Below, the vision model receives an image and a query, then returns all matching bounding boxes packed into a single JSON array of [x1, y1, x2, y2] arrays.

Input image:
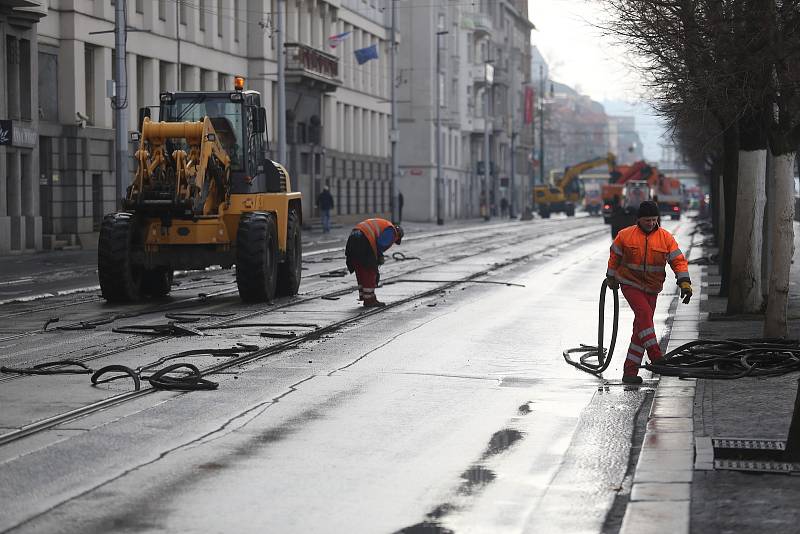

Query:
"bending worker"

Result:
[[606, 200, 692, 384], [345, 218, 403, 307]]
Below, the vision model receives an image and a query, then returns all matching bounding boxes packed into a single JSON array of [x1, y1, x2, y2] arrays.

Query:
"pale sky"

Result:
[[528, 0, 669, 161]]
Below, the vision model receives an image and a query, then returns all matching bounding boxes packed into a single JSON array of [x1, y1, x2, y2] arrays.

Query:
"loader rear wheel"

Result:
[[276, 210, 302, 297], [236, 212, 278, 302], [98, 213, 143, 302], [141, 267, 173, 298]]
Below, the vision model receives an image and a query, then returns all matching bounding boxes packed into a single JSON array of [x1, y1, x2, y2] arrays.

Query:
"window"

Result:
[[161, 96, 246, 170], [136, 0, 143, 14], [159, 0, 166, 20], [84, 45, 95, 125], [234, 0, 240, 42], [20, 39, 31, 120], [218, 0, 223, 37], [180, 0, 188, 25], [38, 49, 59, 121], [200, 0, 206, 30]]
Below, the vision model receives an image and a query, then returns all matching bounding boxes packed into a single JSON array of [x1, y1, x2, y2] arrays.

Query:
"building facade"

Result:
[[1, 0, 46, 254], [396, 0, 533, 222], [31, 0, 392, 253]]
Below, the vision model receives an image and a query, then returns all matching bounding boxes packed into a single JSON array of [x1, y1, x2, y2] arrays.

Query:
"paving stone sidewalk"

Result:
[[622, 220, 800, 533]]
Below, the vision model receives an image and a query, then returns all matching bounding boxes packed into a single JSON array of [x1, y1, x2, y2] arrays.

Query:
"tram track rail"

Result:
[[0, 223, 606, 449], [0, 222, 557, 374], [0, 219, 597, 374], [0, 220, 572, 345]]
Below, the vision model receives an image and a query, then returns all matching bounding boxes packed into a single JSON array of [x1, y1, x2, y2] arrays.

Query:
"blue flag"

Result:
[[354, 44, 379, 65]]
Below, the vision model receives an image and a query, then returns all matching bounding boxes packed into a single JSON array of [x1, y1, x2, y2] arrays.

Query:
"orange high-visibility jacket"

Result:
[[354, 218, 396, 259], [607, 225, 690, 294]]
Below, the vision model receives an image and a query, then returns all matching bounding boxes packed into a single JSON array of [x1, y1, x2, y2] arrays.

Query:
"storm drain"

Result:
[[696, 437, 800, 474], [695, 378, 800, 474]]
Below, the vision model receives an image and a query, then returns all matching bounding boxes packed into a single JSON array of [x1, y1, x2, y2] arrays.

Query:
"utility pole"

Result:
[[277, 0, 287, 163], [483, 62, 493, 221], [176, 0, 181, 89], [510, 131, 516, 219], [390, 0, 399, 224], [114, 0, 129, 209], [538, 64, 544, 185], [435, 30, 447, 225]]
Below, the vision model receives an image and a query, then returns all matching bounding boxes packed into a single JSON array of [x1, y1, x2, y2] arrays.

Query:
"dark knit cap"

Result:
[[637, 200, 660, 218]]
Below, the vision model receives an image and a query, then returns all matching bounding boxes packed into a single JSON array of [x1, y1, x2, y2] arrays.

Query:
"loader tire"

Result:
[[98, 213, 143, 302], [276, 210, 302, 297], [236, 212, 278, 302], [141, 267, 173, 298]]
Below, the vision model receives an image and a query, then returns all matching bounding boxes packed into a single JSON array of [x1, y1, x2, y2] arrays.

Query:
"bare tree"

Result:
[[763, 0, 800, 336]]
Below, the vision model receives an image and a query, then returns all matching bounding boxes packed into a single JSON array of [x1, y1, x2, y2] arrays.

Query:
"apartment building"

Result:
[[397, 0, 533, 222], [31, 0, 391, 251], [0, 0, 46, 253]]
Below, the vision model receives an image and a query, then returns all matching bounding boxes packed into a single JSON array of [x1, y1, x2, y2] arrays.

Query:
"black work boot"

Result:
[[622, 375, 643, 385], [363, 299, 386, 308]]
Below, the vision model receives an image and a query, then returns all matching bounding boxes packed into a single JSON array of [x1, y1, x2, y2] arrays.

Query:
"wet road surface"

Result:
[[0, 216, 694, 533]]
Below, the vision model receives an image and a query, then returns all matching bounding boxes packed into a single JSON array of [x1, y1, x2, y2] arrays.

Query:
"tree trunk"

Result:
[[719, 126, 739, 297], [764, 152, 796, 337], [728, 149, 766, 314], [763, 151, 775, 298]]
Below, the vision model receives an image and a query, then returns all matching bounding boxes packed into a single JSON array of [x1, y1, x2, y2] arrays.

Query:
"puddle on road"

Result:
[[481, 429, 524, 459], [395, 522, 454, 534], [457, 466, 496, 494]]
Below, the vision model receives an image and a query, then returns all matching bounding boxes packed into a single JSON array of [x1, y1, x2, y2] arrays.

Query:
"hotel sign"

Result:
[[0, 120, 37, 148]]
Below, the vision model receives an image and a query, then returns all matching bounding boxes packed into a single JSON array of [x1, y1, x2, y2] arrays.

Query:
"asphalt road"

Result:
[[0, 215, 693, 533]]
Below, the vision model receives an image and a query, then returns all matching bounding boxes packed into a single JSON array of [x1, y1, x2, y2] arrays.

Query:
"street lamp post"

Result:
[[483, 62, 494, 221], [435, 30, 448, 225]]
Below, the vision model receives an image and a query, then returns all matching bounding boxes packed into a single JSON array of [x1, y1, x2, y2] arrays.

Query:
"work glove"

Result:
[[605, 276, 619, 290], [377, 254, 386, 266], [680, 281, 692, 304]]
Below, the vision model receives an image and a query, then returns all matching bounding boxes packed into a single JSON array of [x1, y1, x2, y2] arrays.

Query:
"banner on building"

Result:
[[524, 86, 535, 125], [0, 120, 37, 148]]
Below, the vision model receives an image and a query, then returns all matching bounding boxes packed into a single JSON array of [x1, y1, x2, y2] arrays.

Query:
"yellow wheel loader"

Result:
[[98, 79, 302, 303]]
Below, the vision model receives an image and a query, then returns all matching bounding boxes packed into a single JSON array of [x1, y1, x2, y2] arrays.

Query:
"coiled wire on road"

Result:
[[645, 339, 800, 379], [563, 279, 620, 376], [90, 345, 257, 391]]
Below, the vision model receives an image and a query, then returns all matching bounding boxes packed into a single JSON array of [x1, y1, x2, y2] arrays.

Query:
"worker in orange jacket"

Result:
[[606, 200, 692, 384], [345, 218, 403, 307]]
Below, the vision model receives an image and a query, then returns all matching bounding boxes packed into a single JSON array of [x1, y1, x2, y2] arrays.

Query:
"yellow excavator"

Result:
[[533, 152, 617, 218], [98, 77, 302, 303]]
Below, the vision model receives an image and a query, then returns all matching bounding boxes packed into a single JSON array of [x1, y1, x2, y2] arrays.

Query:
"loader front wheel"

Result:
[[98, 213, 143, 302], [276, 210, 302, 297], [236, 212, 278, 302], [141, 267, 173, 298]]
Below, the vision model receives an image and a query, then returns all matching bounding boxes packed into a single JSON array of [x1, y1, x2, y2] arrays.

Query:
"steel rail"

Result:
[[0, 224, 606, 448], [0, 222, 601, 382]]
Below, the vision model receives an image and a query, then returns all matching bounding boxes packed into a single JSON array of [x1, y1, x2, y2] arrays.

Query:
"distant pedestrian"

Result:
[[398, 192, 404, 223], [317, 185, 334, 233], [345, 218, 403, 307], [500, 197, 509, 217], [606, 200, 691, 384]]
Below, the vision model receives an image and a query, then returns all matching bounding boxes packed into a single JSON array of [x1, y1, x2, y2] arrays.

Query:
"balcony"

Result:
[[3, 0, 47, 23], [461, 12, 492, 36], [470, 64, 495, 86], [284, 42, 342, 93]]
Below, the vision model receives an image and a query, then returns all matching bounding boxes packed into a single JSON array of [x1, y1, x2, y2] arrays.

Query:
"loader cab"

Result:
[[158, 89, 282, 194]]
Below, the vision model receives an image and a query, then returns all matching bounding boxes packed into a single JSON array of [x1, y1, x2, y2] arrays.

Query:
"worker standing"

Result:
[[606, 200, 691, 384], [345, 218, 403, 307]]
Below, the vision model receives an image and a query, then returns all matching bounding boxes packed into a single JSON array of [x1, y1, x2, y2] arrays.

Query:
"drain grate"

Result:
[[697, 436, 800, 474], [712, 438, 786, 451], [714, 459, 797, 473]]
